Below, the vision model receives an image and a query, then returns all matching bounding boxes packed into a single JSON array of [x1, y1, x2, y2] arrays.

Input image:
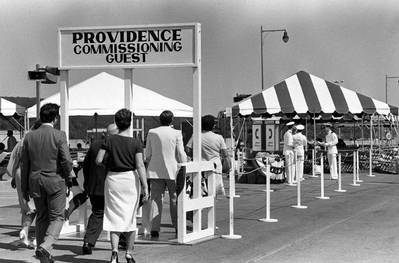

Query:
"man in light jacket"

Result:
[[145, 110, 187, 238]]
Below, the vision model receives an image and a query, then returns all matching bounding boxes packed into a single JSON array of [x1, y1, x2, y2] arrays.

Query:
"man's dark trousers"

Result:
[[33, 178, 66, 252], [84, 195, 104, 246]]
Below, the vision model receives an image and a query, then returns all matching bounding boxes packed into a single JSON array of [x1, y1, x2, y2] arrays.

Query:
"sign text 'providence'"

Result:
[[72, 29, 183, 63]]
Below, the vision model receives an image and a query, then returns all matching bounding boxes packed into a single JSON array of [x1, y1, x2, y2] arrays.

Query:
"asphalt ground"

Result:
[[0, 171, 398, 263]]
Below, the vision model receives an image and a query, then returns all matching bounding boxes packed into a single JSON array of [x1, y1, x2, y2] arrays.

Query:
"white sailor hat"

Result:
[[296, 124, 304, 131], [286, 121, 295, 127]]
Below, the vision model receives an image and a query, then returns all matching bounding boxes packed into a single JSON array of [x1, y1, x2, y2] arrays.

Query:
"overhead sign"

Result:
[[58, 23, 198, 69]]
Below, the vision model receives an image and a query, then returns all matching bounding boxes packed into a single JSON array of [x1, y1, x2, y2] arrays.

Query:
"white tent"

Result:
[[27, 72, 193, 118], [0, 98, 25, 116]]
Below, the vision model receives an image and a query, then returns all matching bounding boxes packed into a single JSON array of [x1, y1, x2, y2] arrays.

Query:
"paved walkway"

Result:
[[0, 171, 399, 262]]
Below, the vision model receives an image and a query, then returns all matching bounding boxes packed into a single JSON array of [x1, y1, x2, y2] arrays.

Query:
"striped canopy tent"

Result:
[[232, 71, 398, 118]]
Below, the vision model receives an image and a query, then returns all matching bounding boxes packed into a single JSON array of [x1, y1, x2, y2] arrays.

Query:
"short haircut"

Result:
[[114, 108, 132, 131], [202, 115, 215, 131], [160, 110, 173, 126], [7, 130, 13, 136], [0, 143, 4, 151], [40, 103, 60, 123]]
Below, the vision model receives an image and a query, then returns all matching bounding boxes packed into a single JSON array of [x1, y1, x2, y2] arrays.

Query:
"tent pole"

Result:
[[361, 116, 364, 150], [313, 113, 316, 141]]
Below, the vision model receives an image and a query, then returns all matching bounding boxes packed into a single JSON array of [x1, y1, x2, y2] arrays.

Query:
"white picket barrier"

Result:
[[177, 161, 217, 244]]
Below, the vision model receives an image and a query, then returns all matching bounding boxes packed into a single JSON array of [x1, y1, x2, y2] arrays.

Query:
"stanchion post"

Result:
[[316, 153, 330, 200], [351, 150, 360, 186], [311, 149, 318, 177], [222, 108, 241, 240], [259, 163, 278, 222], [292, 152, 307, 209], [335, 153, 346, 193], [356, 150, 363, 182]]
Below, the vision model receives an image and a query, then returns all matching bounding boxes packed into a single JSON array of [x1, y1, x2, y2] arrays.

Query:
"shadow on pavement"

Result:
[[54, 243, 109, 254], [54, 254, 108, 263], [0, 259, 33, 263]]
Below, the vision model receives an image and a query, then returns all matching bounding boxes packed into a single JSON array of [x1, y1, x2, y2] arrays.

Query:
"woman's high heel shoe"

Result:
[[19, 230, 30, 247], [110, 251, 118, 263], [126, 253, 135, 263]]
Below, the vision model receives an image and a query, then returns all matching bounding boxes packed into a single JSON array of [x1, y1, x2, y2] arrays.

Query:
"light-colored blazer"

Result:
[[293, 132, 307, 157], [145, 126, 187, 180], [325, 131, 338, 154], [283, 130, 294, 155]]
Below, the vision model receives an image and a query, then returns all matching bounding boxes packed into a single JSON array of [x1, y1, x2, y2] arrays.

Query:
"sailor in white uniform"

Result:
[[293, 124, 307, 182], [283, 121, 296, 184]]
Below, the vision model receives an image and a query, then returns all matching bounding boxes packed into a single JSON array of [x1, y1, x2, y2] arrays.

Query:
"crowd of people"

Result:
[[6, 103, 230, 263], [283, 121, 339, 184]]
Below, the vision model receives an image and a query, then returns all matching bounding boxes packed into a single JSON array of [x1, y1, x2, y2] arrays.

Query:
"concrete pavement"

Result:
[[0, 172, 399, 263]]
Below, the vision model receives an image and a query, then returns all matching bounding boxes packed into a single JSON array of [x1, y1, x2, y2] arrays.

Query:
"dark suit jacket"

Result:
[[83, 139, 107, 196], [21, 124, 72, 198]]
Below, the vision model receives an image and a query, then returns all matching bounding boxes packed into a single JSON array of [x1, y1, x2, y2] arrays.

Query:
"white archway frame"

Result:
[[58, 23, 215, 243]]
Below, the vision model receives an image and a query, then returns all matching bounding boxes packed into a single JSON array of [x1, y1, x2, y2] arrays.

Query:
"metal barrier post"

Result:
[[316, 154, 330, 200], [335, 153, 346, 193], [259, 163, 278, 222], [356, 150, 363, 182], [311, 149, 318, 177], [292, 152, 308, 209], [222, 156, 242, 239], [351, 150, 360, 186]]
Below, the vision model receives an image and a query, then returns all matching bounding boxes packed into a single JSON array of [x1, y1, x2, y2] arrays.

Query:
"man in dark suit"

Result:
[[21, 103, 72, 263], [82, 123, 118, 255]]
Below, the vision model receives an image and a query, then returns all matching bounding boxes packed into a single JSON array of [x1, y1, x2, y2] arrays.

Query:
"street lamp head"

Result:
[[282, 31, 289, 43]]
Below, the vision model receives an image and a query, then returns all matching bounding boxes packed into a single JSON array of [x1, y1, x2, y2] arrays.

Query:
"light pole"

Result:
[[260, 26, 289, 90], [28, 65, 60, 120], [385, 75, 399, 103]]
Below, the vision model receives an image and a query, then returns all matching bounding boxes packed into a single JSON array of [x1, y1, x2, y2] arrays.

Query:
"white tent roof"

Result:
[[27, 72, 192, 118], [0, 98, 24, 116]]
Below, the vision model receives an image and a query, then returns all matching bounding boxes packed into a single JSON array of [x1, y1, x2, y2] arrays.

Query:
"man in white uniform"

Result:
[[321, 123, 338, 180], [293, 124, 307, 182], [283, 122, 296, 184]]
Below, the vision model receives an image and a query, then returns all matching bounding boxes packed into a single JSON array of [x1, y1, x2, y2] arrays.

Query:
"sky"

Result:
[[1, 0, 399, 115]]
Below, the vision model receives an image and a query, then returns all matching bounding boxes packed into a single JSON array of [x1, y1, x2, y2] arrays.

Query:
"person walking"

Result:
[[81, 123, 118, 255], [321, 123, 338, 180], [283, 122, 296, 184], [6, 130, 17, 152], [145, 110, 187, 238], [293, 124, 307, 182], [21, 103, 73, 263], [6, 121, 42, 248], [96, 109, 148, 263], [186, 114, 230, 197]]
